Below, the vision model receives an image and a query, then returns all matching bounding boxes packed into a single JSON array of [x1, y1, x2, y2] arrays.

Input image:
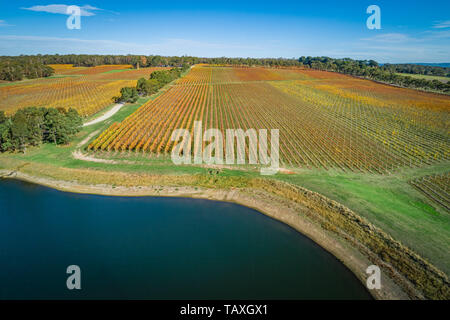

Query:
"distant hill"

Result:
[[381, 63, 450, 79], [413, 63, 450, 68]]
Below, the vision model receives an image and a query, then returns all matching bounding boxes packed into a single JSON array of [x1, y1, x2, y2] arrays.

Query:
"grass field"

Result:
[[396, 73, 450, 83], [410, 173, 449, 211], [0, 64, 167, 116]]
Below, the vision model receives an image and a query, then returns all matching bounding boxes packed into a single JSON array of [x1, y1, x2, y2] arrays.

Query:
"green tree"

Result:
[[0, 111, 6, 124], [18, 107, 45, 146], [116, 87, 139, 103], [43, 108, 71, 145], [10, 111, 30, 152], [0, 113, 12, 152], [137, 78, 160, 96], [144, 79, 160, 95], [65, 108, 83, 134]]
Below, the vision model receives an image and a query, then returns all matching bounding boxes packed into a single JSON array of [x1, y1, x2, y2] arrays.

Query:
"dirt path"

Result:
[[77, 130, 100, 148], [72, 150, 118, 164], [73, 129, 117, 163], [73, 131, 136, 164], [72, 130, 115, 163], [83, 103, 124, 127]]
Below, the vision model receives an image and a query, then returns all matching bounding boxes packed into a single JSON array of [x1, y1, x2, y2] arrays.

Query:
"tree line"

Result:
[[114, 65, 190, 103], [0, 107, 82, 152], [1, 54, 304, 69], [299, 57, 450, 94], [381, 64, 450, 77], [0, 58, 54, 81], [1, 55, 448, 93]]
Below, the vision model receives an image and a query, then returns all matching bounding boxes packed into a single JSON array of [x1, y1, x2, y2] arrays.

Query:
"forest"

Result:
[[0, 57, 54, 81], [0, 107, 82, 152], [381, 64, 450, 77], [298, 57, 450, 93]]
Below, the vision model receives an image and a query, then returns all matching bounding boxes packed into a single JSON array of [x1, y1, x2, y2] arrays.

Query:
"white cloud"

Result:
[[322, 43, 450, 64], [351, 31, 450, 63], [0, 35, 259, 57], [330, 29, 450, 63], [0, 35, 255, 49], [423, 30, 450, 39], [432, 20, 450, 29], [0, 35, 124, 44], [22, 4, 102, 17], [361, 33, 412, 43], [0, 19, 13, 27], [360, 31, 450, 44]]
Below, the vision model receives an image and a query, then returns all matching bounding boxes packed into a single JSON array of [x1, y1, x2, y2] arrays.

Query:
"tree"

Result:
[[65, 108, 83, 134], [10, 111, 30, 152], [43, 108, 71, 145], [136, 78, 147, 94], [0, 114, 12, 152], [140, 56, 147, 67], [0, 111, 6, 124], [137, 78, 159, 96], [116, 87, 139, 103], [143, 79, 160, 95], [0, 59, 54, 81], [15, 107, 46, 146]]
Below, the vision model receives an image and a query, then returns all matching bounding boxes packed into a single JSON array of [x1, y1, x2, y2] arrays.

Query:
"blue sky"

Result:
[[0, 1, 449, 63]]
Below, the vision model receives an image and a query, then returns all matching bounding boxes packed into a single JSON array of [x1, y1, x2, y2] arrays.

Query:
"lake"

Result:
[[0, 179, 372, 299]]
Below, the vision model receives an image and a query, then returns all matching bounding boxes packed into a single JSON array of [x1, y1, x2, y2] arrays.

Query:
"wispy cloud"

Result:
[[360, 30, 450, 44], [22, 4, 102, 17], [432, 20, 450, 29], [0, 35, 125, 44], [0, 35, 259, 56], [0, 35, 256, 49], [0, 19, 14, 27], [361, 33, 412, 43], [423, 30, 450, 39], [324, 42, 450, 64], [353, 30, 450, 63]]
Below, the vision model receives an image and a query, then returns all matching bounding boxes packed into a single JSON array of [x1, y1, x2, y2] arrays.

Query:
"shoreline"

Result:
[[1, 169, 412, 300]]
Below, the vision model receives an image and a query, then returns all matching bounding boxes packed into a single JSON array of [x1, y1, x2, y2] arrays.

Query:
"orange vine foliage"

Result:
[[85, 65, 449, 173], [0, 65, 168, 116]]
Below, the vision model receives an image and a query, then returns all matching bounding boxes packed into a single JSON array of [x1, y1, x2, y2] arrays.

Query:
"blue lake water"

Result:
[[0, 179, 372, 299]]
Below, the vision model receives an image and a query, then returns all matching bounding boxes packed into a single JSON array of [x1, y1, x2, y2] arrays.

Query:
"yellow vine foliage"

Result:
[[0, 64, 167, 116], [90, 66, 450, 174]]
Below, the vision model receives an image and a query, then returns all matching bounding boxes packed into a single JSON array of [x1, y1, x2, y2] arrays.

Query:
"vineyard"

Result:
[[48, 64, 133, 75], [410, 173, 450, 211], [89, 67, 170, 80], [176, 65, 311, 85], [0, 65, 166, 116], [88, 65, 450, 173]]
